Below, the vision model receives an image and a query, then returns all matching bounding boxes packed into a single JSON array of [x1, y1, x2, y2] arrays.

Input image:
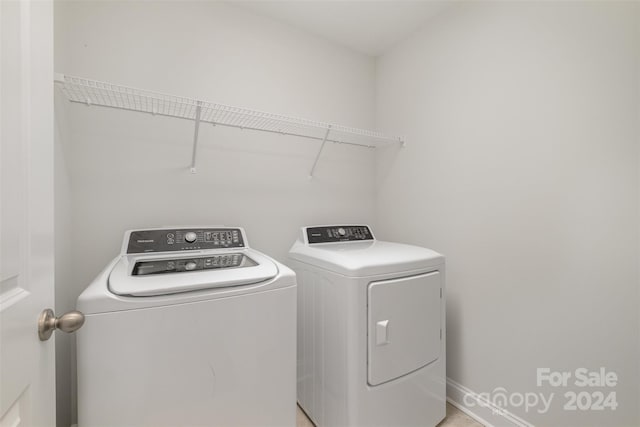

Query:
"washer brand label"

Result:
[[128, 231, 164, 253]]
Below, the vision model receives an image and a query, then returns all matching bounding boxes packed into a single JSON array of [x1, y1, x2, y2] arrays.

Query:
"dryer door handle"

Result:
[[375, 320, 389, 345]]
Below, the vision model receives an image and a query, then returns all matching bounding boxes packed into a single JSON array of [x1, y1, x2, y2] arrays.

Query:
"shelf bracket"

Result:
[[309, 126, 331, 178], [190, 102, 202, 174]]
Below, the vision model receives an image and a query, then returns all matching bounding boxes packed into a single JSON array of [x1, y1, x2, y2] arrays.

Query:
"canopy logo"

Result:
[[463, 387, 553, 414], [463, 367, 618, 415]]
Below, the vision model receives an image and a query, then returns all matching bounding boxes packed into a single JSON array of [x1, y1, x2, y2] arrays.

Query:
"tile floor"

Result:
[[437, 403, 484, 427], [296, 403, 483, 427]]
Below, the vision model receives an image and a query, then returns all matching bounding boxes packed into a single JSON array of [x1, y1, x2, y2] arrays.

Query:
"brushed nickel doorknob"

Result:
[[38, 308, 85, 341]]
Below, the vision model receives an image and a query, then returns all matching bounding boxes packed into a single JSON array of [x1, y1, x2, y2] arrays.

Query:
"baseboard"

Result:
[[447, 378, 534, 427]]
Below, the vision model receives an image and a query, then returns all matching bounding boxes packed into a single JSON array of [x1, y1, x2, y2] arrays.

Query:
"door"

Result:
[[0, 0, 55, 426], [367, 271, 442, 386]]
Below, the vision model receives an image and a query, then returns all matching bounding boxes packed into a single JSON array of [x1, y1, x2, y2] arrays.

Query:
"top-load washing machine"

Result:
[[76, 226, 296, 427], [288, 225, 446, 427]]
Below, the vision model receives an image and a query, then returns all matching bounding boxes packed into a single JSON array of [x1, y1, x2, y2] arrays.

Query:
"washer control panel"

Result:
[[306, 225, 373, 244], [132, 253, 256, 276], [126, 228, 244, 254]]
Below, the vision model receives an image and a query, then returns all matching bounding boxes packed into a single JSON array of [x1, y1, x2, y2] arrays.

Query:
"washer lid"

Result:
[[288, 240, 443, 277], [108, 249, 278, 296]]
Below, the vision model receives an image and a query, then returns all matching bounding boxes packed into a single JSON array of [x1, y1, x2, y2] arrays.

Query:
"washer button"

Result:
[[184, 231, 197, 243], [185, 261, 197, 271]]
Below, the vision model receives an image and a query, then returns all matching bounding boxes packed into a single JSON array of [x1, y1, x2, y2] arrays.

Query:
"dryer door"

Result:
[[367, 271, 441, 386]]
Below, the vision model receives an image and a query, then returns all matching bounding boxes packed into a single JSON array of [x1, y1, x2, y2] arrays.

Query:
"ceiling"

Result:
[[230, 1, 449, 56]]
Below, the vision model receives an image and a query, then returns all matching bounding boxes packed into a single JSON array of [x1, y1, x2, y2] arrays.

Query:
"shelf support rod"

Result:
[[309, 125, 331, 178], [190, 102, 202, 174]]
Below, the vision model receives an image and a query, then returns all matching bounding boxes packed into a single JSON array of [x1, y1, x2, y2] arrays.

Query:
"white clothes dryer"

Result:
[[76, 226, 296, 427], [288, 225, 446, 427]]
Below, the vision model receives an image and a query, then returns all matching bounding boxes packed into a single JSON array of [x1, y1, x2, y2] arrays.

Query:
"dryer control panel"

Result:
[[306, 225, 373, 244], [126, 228, 245, 253]]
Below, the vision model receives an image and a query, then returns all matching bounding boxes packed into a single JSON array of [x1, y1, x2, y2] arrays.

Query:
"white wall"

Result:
[[376, 2, 639, 426], [54, 2, 376, 425]]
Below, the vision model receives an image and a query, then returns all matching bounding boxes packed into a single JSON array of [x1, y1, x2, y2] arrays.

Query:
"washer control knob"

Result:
[[184, 231, 197, 243], [338, 227, 346, 236], [185, 261, 197, 271]]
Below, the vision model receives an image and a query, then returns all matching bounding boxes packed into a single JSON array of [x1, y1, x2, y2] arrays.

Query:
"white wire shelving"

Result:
[[54, 74, 404, 176]]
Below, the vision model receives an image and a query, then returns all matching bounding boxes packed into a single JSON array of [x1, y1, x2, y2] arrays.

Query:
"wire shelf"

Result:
[[55, 74, 404, 174]]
